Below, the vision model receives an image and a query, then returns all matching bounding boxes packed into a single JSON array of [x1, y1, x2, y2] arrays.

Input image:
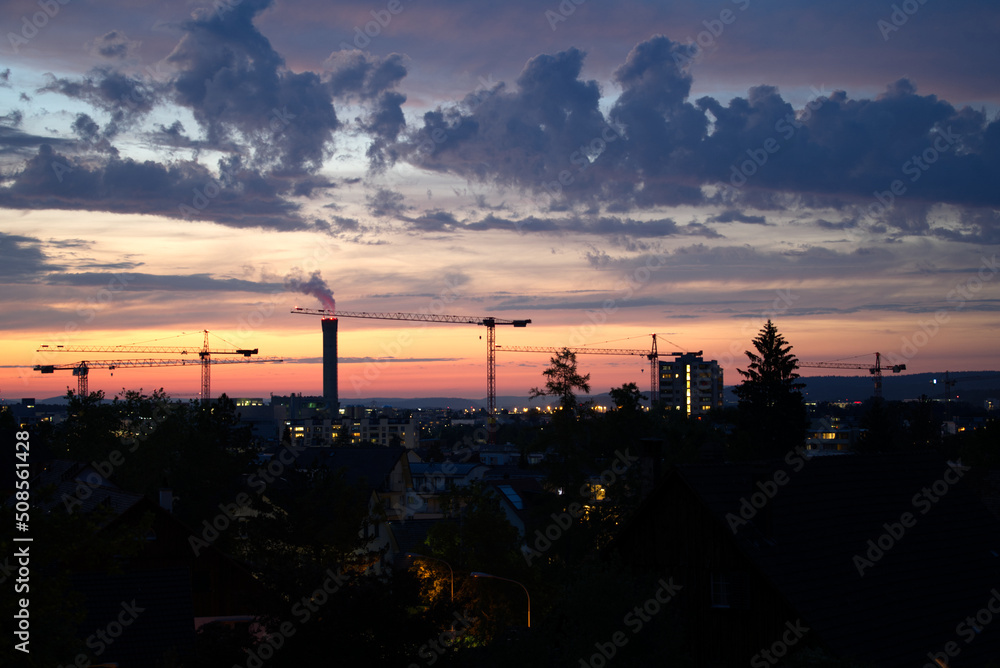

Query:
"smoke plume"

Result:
[[285, 269, 335, 311]]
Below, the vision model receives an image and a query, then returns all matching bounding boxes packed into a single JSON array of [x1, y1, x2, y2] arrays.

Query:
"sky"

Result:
[[1, 0, 999, 403]]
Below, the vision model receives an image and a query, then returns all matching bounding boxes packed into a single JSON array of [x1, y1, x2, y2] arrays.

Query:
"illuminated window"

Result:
[[685, 365, 692, 416], [584, 483, 606, 501]]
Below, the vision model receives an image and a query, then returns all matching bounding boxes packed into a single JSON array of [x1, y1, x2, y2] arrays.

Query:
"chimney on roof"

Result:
[[158, 488, 174, 513]]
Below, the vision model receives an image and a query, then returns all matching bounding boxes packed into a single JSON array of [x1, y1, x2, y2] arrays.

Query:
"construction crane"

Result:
[[291, 308, 530, 438], [799, 352, 905, 399], [33, 357, 282, 397], [496, 335, 688, 405], [931, 372, 1000, 403], [37, 331, 260, 402]]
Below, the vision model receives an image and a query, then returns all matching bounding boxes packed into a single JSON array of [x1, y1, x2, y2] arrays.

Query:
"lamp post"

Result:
[[404, 552, 454, 602], [470, 571, 530, 628]]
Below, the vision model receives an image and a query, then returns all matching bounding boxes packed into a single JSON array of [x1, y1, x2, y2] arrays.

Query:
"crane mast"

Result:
[[799, 352, 906, 398], [291, 307, 530, 443], [496, 336, 687, 406], [34, 357, 281, 397], [38, 330, 262, 403]]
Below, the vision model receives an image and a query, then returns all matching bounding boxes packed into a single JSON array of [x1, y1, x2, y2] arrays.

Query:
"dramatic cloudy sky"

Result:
[[2, 0, 998, 402]]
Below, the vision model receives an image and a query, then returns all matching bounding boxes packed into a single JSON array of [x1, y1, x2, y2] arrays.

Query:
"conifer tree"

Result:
[[733, 320, 809, 458]]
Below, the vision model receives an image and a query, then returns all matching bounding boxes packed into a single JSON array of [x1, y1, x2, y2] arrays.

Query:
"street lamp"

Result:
[[404, 552, 454, 602], [470, 572, 530, 628]]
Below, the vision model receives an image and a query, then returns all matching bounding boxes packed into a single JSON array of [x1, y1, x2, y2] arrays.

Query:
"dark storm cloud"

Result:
[[71, 114, 101, 143], [398, 47, 615, 196], [461, 214, 718, 239], [708, 209, 768, 225], [40, 66, 161, 136], [145, 120, 222, 152], [323, 50, 407, 100], [322, 50, 410, 170], [0, 110, 22, 127], [0, 145, 313, 232], [166, 0, 339, 174], [407, 210, 460, 232], [0, 231, 55, 278], [45, 272, 283, 293], [0, 124, 72, 156], [46, 238, 93, 249], [366, 188, 408, 218], [398, 35, 1000, 228], [931, 208, 1000, 245], [91, 31, 141, 60], [815, 218, 858, 231]]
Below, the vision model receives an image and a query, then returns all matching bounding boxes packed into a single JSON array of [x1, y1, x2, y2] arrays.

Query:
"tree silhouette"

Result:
[[529, 348, 592, 493], [732, 320, 809, 458], [529, 348, 591, 414]]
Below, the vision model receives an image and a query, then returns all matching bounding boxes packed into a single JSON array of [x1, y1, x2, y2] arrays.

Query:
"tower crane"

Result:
[[291, 308, 531, 440], [33, 357, 282, 397], [496, 335, 689, 405], [37, 331, 261, 403], [931, 372, 1000, 403], [798, 352, 906, 399]]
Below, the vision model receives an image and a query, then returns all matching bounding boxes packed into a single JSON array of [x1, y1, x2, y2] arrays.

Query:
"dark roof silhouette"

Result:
[[14, 460, 145, 524], [291, 446, 406, 493]]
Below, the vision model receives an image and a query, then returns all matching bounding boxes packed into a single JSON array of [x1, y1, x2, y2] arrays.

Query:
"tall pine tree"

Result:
[[732, 320, 809, 458]]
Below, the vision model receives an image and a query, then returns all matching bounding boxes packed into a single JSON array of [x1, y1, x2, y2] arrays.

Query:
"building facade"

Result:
[[659, 353, 724, 416]]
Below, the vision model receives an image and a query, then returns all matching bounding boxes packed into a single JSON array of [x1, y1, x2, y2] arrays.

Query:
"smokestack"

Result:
[[322, 318, 339, 413]]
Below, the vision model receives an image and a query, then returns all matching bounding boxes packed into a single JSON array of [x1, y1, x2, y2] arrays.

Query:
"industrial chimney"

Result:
[[321, 318, 339, 412]]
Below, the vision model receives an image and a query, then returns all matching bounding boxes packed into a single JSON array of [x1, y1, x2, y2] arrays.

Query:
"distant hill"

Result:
[[790, 371, 1000, 404], [16, 371, 999, 409]]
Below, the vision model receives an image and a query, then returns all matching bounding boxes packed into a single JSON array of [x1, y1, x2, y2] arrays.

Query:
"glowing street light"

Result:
[[404, 552, 454, 601], [470, 572, 530, 628]]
